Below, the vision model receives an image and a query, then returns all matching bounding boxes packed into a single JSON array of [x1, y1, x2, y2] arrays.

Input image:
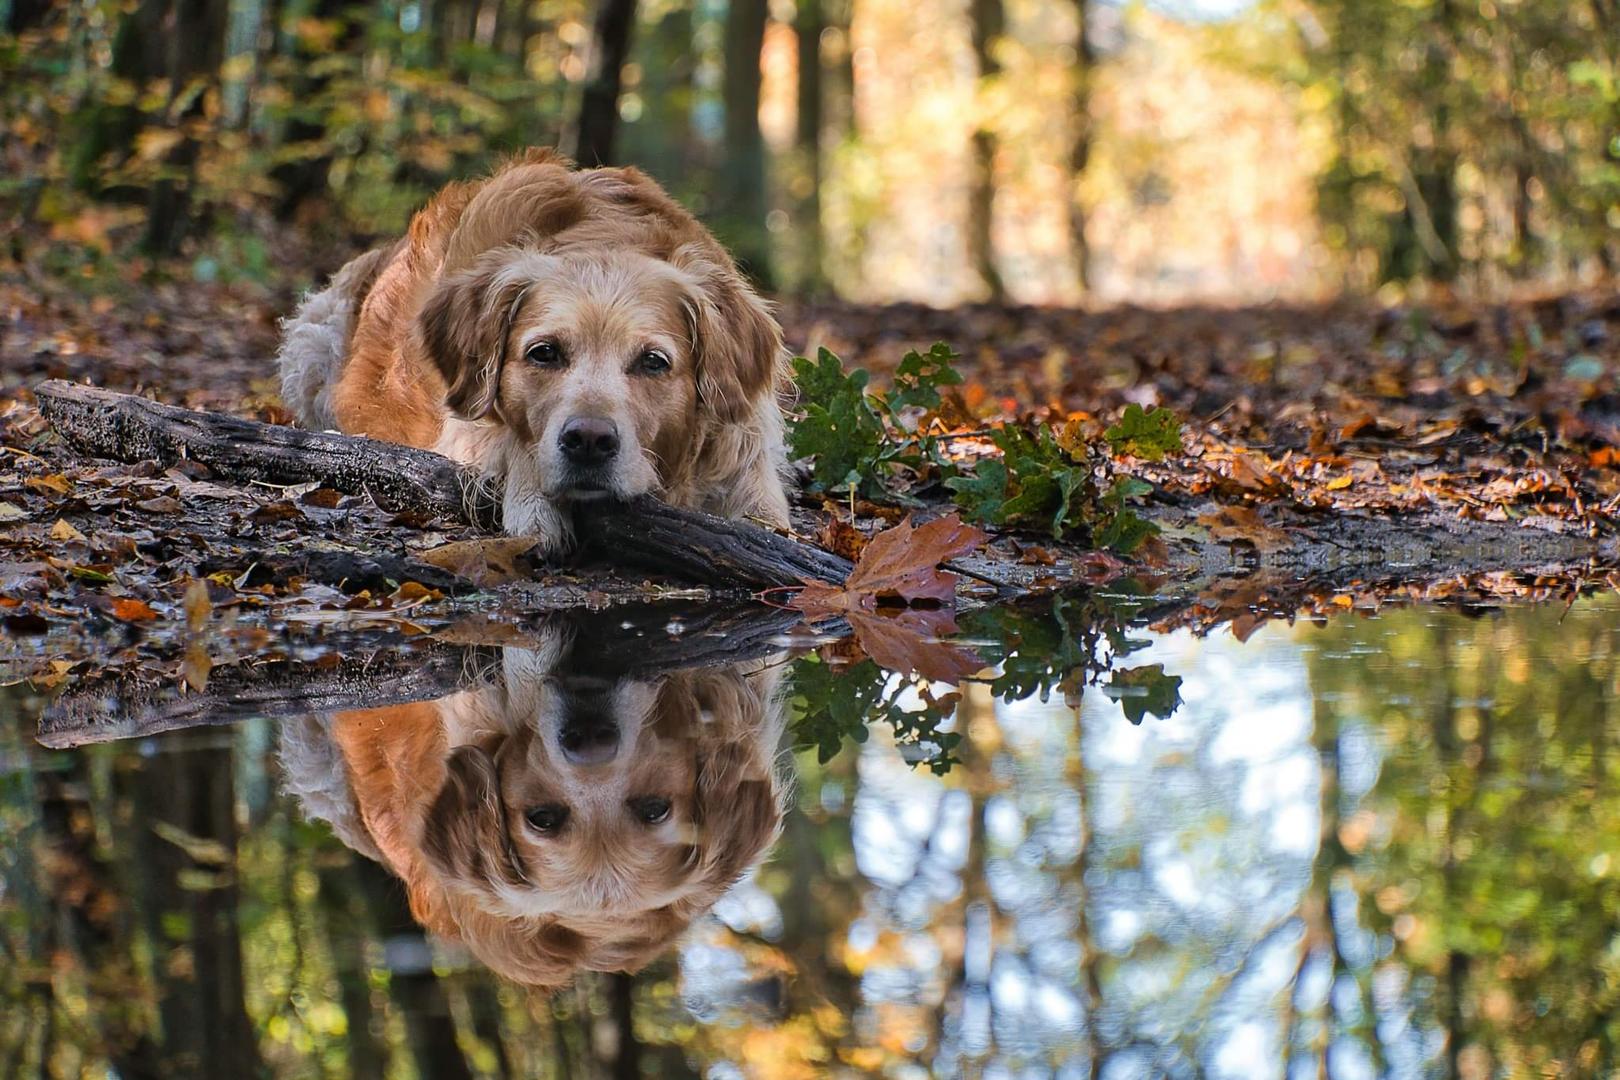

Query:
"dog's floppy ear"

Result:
[[416, 253, 535, 421], [690, 737, 781, 895], [420, 744, 527, 893], [673, 243, 783, 425]]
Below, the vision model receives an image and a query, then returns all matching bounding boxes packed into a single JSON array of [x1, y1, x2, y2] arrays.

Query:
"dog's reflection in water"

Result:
[[281, 643, 786, 987]]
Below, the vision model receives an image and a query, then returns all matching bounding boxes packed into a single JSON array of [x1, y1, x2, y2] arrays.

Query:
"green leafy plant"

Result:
[[789, 342, 963, 502], [790, 591, 1186, 773], [1104, 404, 1183, 461], [945, 424, 1161, 553], [789, 345, 1172, 553]]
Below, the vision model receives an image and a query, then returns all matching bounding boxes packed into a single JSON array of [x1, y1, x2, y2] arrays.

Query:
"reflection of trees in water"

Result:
[[6, 601, 1620, 1077], [1306, 604, 1620, 1078], [688, 629, 1327, 1076], [681, 602, 1620, 1078]]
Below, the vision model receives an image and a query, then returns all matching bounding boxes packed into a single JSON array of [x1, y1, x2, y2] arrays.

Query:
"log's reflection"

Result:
[[279, 612, 791, 988]]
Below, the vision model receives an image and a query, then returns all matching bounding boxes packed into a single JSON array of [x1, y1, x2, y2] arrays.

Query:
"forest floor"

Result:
[[3, 256, 1620, 696]]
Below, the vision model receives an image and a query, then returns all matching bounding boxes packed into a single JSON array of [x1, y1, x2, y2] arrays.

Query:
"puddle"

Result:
[[3, 589, 1618, 1077]]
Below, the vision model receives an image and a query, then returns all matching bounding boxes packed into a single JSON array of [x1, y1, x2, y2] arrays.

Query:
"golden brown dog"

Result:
[[277, 149, 790, 547], [279, 642, 787, 988]]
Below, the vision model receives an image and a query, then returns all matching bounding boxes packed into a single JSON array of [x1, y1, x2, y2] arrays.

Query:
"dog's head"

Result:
[[416, 244, 780, 502], [410, 661, 786, 986]]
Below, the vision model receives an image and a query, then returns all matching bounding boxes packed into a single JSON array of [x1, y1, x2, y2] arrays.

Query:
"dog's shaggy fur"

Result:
[[277, 149, 790, 548], [278, 646, 787, 988]]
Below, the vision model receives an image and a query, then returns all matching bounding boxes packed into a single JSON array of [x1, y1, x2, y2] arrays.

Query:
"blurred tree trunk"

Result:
[[270, 0, 362, 221], [1511, 157, 1536, 279], [825, 0, 854, 138], [354, 859, 476, 1080], [1067, 0, 1092, 293], [1430, 626, 1470, 1077], [466, 981, 514, 1079], [721, 0, 773, 288], [1593, 0, 1620, 271], [496, 0, 530, 60], [38, 762, 165, 1079], [606, 973, 641, 1080], [124, 746, 265, 1079], [5, 0, 51, 33], [795, 0, 825, 293], [572, 0, 639, 165], [1392, 0, 1458, 282], [143, 0, 230, 254], [1071, 701, 1103, 1080], [72, 0, 168, 196], [316, 859, 390, 1080], [625, 3, 694, 182], [968, 0, 1004, 299]]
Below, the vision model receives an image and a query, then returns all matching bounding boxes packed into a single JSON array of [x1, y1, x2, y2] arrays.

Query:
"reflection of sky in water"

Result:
[[678, 619, 1473, 1078], [1074, 628, 1323, 1078]]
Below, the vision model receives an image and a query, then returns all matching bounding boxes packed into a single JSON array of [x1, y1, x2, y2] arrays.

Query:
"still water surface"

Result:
[[3, 595, 1617, 1079]]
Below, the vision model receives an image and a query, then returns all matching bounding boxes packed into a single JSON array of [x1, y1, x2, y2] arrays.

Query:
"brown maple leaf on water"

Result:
[[794, 514, 988, 682], [793, 513, 988, 615]]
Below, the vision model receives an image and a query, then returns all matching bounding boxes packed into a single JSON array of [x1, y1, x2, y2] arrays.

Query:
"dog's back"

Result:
[[276, 241, 397, 430]]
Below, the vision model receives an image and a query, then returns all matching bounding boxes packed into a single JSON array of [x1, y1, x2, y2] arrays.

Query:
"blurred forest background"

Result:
[[2, 0, 1617, 306]]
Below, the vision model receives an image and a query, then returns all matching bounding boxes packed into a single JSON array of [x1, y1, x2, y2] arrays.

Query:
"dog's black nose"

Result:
[[558, 718, 620, 765], [558, 417, 619, 467]]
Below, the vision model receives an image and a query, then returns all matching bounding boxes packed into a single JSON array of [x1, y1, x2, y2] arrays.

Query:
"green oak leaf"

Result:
[[1104, 404, 1182, 461]]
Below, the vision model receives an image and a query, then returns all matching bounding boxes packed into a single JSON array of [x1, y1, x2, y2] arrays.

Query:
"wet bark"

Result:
[[36, 380, 485, 525], [35, 381, 1609, 605], [41, 602, 814, 746], [40, 639, 480, 746]]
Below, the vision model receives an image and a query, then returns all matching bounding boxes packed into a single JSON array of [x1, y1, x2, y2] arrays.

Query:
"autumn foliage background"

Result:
[[2, 0, 1617, 307]]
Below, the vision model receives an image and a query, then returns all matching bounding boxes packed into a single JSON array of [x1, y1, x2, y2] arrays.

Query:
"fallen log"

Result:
[[573, 496, 853, 592], [36, 379, 481, 523], [35, 379, 852, 589]]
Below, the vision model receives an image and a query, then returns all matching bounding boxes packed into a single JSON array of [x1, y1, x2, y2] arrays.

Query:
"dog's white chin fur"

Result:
[[433, 419, 575, 551]]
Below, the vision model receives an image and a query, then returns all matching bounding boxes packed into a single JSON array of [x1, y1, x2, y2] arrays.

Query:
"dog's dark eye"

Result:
[[635, 349, 671, 375], [629, 796, 671, 825], [525, 804, 570, 834], [525, 340, 562, 367]]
